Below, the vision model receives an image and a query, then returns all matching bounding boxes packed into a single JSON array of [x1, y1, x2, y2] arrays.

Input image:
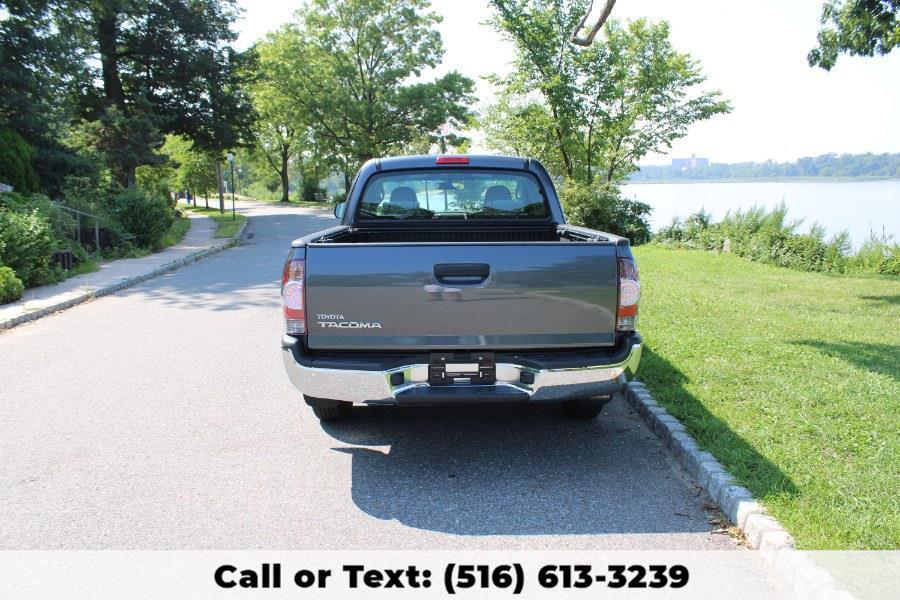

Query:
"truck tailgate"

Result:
[[305, 243, 618, 350]]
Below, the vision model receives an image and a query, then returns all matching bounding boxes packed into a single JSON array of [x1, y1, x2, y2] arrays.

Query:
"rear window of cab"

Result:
[[356, 169, 549, 220]]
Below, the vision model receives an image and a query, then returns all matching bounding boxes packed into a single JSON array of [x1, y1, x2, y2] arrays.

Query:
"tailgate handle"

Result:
[[434, 263, 490, 282]]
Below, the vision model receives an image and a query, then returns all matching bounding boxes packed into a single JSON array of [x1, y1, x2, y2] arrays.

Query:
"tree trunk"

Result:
[[216, 160, 225, 213], [121, 161, 136, 188], [586, 123, 594, 185], [280, 147, 290, 202], [605, 136, 625, 185], [550, 105, 573, 178], [96, 2, 125, 111], [95, 1, 135, 187]]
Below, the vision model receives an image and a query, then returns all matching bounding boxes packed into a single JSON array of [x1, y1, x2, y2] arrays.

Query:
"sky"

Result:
[[234, 0, 900, 165]]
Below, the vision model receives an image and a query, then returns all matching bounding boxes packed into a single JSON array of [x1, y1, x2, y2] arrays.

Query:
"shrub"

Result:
[[299, 176, 326, 202], [653, 205, 898, 277], [243, 180, 284, 202], [0, 206, 56, 287], [1, 191, 77, 243], [880, 254, 900, 276], [848, 237, 900, 276], [109, 187, 174, 250], [136, 163, 175, 207], [560, 182, 652, 244], [779, 233, 827, 272], [33, 144, 102, 199], [0, 128, 39, 194], [0, 266, 24, 304], [53, 178, 138, 252]]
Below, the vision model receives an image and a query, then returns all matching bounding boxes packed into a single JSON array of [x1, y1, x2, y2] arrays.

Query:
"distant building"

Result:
[[671, 155, 709, 171]]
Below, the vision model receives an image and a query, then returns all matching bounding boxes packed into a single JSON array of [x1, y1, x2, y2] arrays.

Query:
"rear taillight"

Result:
[[617, 257, 640, 331], [282, 258, 306, 335]]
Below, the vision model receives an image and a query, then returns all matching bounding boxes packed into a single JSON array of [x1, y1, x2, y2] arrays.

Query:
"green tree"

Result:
[[69, 0, 255, 188], [268, 0, 476, 189], [809, 0, 900, 70], [1, 0, 97, 196], [160, 136, 218, 207], [482, 93, 568, 177], [249, 30, 308, 202], [486, 1, 730, 186], [0, 0, 84, 144], [0, 128, 39, 192]]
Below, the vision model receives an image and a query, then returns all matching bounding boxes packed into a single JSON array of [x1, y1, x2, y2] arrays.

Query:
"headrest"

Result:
[[389, 187, 418, 209], [484, 185, 516, 211]]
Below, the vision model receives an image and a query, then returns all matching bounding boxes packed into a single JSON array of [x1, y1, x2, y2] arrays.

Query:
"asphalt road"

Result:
[[0, 203, 739, 550]]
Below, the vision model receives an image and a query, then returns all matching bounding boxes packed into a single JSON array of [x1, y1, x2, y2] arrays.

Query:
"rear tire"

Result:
[[304, 396, 352, 422], [312, 404, 351, 421], [562, 396, 608, 420]]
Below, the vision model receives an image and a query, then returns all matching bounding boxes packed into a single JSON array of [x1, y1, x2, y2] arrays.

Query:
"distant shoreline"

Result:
[[625, 176, 900, 185]]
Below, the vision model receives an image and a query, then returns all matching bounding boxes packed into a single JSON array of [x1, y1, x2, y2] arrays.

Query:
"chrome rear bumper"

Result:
[[281, 335, 641, 405]]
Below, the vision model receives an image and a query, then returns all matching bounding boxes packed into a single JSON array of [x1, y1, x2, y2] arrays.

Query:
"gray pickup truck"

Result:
[[281, 155, 641, 421]]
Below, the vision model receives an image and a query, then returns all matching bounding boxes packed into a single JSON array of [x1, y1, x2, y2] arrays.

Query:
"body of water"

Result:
[[622, 180, 899, 248]]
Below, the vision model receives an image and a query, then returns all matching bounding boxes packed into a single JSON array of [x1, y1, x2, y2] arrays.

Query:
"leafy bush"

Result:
[[244, 180, 283, 202], [654, 204, 899, 276], [33, 144, 103, 199], [0, 205, 56, 286], [846, 236, 900, 276], [560, 182, 652, 244], [0, 266, 25, 304], [109, 187, 174, 250], [0, 128, 39, 194], [299, 176, 326, 201], [1, 191, 76, 243], [136, 163, 175, 207]]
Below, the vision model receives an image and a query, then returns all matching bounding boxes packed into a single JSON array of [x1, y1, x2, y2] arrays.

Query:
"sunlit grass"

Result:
[[185, 206, 246, 238], [242, 195, 331, 209], [157, 215, 191, 249], [633, 245, 899, 549]]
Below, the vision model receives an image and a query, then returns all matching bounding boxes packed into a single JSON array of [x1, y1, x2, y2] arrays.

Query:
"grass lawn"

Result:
[[633, 246, 899, 549], [184, 206, 246, 238], [158, 215, 191, 248], [235, 194, 332, 210]]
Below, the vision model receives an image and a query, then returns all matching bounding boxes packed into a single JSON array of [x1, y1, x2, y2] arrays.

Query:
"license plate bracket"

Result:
[[429, 352, 496, 386]]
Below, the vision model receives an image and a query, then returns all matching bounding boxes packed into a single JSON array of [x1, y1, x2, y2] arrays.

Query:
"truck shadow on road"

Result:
[[318, 348, 798, 537], [320, 398, 724, 537]]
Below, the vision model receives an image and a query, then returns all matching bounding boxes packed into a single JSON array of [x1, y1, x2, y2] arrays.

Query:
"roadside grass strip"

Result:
[[632, 246, 899, 550], [185, 205, 248, 238], [234, 194, 333, 209]]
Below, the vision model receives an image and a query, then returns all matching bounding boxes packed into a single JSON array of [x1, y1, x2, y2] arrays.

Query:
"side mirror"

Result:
[[333, 201, 346, 220]]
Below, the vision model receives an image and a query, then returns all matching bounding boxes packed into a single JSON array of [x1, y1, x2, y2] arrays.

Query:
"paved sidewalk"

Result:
[[0, 212, 246, 330]]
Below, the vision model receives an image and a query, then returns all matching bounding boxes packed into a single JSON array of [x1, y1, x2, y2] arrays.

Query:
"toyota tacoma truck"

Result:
[[281, 155, 642, 421]]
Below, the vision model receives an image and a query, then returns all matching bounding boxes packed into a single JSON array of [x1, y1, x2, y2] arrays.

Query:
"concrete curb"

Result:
[[625, 381, 856, 600], [0, 218, 249, 331]]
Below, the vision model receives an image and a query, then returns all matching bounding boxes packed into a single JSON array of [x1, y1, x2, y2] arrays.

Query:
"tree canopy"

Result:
[[486, 0, 730, 187], [263, 0, 476, 186], [0, 0, 254, 189], [78, 0, 255, 185], [809, 0, 900, 70], [248, 30, 309, 202], [0, 0, 83, 146]]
